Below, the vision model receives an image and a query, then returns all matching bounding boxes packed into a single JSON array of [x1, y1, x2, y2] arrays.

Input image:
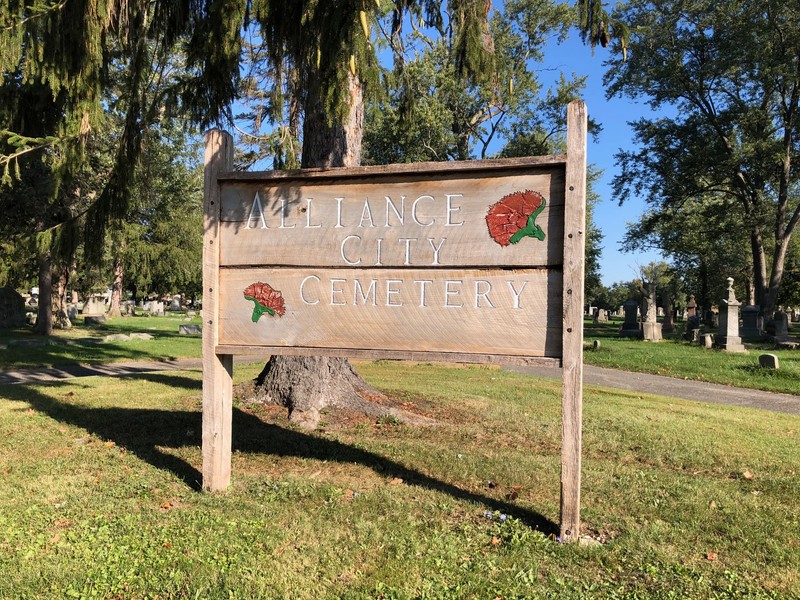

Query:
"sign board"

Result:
[[202, 100, 587, 540]]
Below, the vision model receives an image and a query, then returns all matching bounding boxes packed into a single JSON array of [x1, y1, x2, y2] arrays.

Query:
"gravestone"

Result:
[[619, 299, 641, 338], [716, 278, 747, 352], [67, 305, 79, 322], [179, 324, 202, 335], [0, 287, 26, 327], [596, 308, 608, 322], [82, 296, 106, 316], [702, 333, 714, 349], [170, 295, 182, 311], [703, 309, 718, 328], [663, 294, 675, 335], [759, 353, 779, 369], [641, 281, 662, 341], [740, 305, 762, 339], [768, 310, 790, 341], [686, 295, 697, 318]]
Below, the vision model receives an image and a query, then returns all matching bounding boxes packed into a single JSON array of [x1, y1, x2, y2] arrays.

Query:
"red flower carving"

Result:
[[244, 282, 285, 322], [485, 190, 547, 246]]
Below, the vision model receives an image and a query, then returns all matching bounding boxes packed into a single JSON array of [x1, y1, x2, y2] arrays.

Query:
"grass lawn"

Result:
[[0, 313, 203, 369], [584, 318, 800, 396], [0, 360, 797, 598]]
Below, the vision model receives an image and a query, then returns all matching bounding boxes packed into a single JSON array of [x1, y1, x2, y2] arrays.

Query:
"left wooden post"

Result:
[[202, 129, 234, 491]]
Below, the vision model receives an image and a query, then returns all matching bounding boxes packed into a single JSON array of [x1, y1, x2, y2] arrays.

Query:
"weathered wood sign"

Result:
[[203, 100, 587, 541]]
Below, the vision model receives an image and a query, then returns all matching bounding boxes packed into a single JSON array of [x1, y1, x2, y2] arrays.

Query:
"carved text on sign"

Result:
[[298, 275, 531, 309], [245, 193, 466, 230], [244, 192, 467, 267]]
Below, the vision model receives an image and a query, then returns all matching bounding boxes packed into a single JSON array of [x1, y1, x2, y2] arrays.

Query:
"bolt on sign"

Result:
[[203, 100, 587, 541]]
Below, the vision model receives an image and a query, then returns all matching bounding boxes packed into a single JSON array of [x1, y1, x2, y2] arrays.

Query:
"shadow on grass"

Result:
[[0, 374, 559, 536], [0, 336, 165, 369]]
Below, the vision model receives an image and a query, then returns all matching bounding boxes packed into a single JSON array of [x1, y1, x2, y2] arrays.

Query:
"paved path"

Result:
[[508, 364, 800, 416], [1, 358, 798, 416]]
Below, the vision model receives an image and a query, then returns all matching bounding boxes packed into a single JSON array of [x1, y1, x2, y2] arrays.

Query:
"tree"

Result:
[[606, 0, 800, 317], [601, 279, 641, 310], [0, 77, 97, 334], [623, 195, 753, 309], [1, 1, 243, 331], [362, 0, 573, 163], [121, 125, 204, 305]]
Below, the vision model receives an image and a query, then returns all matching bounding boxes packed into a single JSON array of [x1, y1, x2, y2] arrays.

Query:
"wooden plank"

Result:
[[214, 345, 562, 368], [560, 100, 587, 542], [217, 154, 567, 183], [218, 267, 563, 357], [218, 170, 565, 268], [202, 129, 234, 492]]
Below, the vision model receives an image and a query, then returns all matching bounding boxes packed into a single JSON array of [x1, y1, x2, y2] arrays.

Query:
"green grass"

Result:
[[0, 361, 797, 598], [0, 314, 202, 369], [584, 318, 800, 395]]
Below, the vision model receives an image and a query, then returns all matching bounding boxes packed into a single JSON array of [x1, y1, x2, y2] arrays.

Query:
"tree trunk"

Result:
[[32, 249, 53, 336], [745, 264, 756, 306], [53, 264, 72, 329], [750, 228, 768, 310], [698, 258, 710, 312], [246, 70, 394, 430], [108, 247, 125, 318], [300, 72, 364, 168], [764, 230, 794, 317]]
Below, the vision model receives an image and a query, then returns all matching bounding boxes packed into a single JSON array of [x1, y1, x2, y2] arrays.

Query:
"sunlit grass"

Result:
[[0, 360, 796, 598]]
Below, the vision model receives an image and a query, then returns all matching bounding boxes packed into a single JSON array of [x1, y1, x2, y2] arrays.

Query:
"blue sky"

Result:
[[540, 34, 667, 285]]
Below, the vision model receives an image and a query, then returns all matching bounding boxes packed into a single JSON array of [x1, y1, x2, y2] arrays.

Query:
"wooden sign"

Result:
[[203, 100, 587, 541]]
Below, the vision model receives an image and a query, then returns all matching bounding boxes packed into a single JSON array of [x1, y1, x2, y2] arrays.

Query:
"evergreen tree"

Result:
[[1, 0, 244, 331]]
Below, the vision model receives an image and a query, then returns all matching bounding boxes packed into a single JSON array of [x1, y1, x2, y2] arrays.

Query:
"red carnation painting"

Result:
[[243, 282, 286, 322], [485, 190, 547, 247]]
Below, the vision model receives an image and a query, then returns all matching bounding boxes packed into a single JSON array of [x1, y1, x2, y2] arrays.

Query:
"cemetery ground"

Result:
[[0, 317, 798, 597], [584, 318, 800, 396]]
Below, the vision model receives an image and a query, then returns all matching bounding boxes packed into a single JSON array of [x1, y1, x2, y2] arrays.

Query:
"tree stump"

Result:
[[240, 355, 434, 429]]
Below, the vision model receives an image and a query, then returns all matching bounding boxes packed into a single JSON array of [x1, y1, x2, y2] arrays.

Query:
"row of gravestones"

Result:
[[77, 296, 195, 318], [616, 277, 794, 351], [0, 287, 199, 328]]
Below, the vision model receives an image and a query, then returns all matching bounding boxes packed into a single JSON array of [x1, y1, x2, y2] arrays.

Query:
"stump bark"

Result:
[[239, 355, 434, 429]]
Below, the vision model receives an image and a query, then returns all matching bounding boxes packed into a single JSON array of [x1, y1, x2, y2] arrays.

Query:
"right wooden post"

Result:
[[560, 100, 587, 542]]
